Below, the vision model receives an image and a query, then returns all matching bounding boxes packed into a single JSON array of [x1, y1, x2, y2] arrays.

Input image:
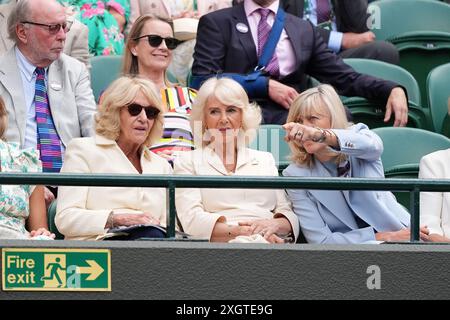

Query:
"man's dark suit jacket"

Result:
[[281, 0, 370, 45], [192, 3, 398, 124]]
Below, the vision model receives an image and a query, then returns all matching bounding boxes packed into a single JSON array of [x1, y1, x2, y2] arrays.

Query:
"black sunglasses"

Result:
[[21, 21, 72, 35], [133, 34, 180, 50], [127, 103, 160, 119]]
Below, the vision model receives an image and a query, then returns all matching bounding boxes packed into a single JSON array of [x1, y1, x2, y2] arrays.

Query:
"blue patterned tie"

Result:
[[257, 8, 280, 78], [34, 67, 63, 172]]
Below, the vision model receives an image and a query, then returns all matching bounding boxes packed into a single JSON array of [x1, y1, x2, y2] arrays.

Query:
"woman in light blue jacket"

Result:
[[282, 84, 429, 244]]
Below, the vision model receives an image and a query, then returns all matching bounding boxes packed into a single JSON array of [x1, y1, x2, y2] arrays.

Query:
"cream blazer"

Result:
[[56, 135, 173, 240], [419, 148, 450, 238], [174, 146, 299, 241]]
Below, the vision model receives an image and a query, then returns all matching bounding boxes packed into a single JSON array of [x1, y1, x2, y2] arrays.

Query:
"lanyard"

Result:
[[256, 7, 286, 71]]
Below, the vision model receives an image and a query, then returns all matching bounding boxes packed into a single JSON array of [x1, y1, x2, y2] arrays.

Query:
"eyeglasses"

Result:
[[127, 103, 160, 119], [133, 34, 180, 50], [21, 21, 72, 35]]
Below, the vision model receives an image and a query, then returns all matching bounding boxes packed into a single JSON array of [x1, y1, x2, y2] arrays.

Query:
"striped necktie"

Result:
[[257, 8, 280, 78], [337, 160, 350, 177], [34, 67, 63, 172]]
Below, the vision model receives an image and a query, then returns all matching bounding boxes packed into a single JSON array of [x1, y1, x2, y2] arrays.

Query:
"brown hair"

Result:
[[121, 13, 174, 87]]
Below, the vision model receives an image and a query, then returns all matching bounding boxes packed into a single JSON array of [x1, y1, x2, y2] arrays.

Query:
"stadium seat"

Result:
[[250, 124, 291, 173], [373, 127, 450, 209], [47, 200, 64, 240], [368, 0, 450, 108], [343, 58, 430, 129], [426, 63, 450, 135], [90, 55, 123, 102]]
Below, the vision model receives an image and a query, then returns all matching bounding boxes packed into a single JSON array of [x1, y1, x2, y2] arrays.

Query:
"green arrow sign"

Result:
[[2, 248, 111, 291]]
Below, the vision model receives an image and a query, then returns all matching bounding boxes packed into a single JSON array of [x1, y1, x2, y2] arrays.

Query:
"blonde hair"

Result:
[[95, 76, 164, 146], [0, 96, 8, 140], [287, 84, 350, 167], [121, 14, 174, 87], [190, 77, 262, 148]]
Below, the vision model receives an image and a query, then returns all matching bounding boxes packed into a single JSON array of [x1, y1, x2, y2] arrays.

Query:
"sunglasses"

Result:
[[127, 103, 160, 119], [134, 34, 180, 50], [21, 21, 72, 35]]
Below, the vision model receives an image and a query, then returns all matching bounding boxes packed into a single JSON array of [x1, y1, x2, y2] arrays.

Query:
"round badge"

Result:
[[236, 23, 249, 33]]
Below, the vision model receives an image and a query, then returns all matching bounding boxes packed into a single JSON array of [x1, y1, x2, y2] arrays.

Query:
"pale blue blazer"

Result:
[[283, 123, 410, 244]]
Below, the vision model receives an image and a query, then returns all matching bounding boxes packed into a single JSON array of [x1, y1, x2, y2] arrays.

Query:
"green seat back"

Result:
[[368, 0, 450, 41], [90, 55, 123, 102], [368, 0, 450, 108], [373, 127, 450, 210], [343, 58, 430, 129], [426, 63, 450, 134], [250, 124, 291, 172], [373, 127, 450, 172], [47, 200, 64, 240]]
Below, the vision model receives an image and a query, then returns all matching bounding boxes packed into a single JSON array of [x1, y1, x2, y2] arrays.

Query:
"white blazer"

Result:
[[419, 148, 450, 238], [283, 124, 410, 244], [56, 135, 173, 240], [174, 145, 299, 241]]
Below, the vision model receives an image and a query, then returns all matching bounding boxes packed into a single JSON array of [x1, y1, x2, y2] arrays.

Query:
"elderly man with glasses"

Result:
[[0, 0, 96, 206], [0, 0, 90, 68]]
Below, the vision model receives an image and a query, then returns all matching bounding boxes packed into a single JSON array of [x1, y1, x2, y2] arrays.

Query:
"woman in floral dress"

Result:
[[0, 98, 54, 239], [59, 0, 130, 56]]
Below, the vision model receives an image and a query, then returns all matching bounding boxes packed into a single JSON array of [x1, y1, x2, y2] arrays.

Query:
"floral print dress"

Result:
[[59, 0, 130, 56], [0, 141, 41, 239]]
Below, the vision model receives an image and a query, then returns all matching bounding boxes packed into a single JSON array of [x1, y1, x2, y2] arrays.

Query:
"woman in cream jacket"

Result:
[[174, 78, 299, 243], [56, 77, 172, 240]]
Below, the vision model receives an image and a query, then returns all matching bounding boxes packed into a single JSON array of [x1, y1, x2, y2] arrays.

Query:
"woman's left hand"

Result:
[[29, 228, 55, 239], [239, 219, 287, 243]]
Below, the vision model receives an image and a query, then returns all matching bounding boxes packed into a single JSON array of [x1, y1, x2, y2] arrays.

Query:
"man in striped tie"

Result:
[[0, 0, 96, 205]]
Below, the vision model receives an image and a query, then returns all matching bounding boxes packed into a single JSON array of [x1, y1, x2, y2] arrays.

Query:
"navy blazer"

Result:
[[192, 3, 398, 113], [283, 124, 410, 244]]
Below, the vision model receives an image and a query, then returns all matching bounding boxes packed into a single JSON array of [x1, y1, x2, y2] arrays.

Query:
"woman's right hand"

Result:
[[113, 213, 160, 227], [375, 226, 429, 242]]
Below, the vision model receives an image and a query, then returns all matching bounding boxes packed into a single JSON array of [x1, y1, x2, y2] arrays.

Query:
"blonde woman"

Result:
[[56, 77, 172, 240], [282, 84, 429, 244], [174, 77, 299, 243]]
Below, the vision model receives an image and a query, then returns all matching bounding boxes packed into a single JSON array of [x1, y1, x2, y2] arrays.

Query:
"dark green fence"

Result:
[[1, 173, 449, 242]]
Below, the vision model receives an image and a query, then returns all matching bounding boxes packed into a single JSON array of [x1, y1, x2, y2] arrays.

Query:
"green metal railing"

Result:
[[1, 173, 450, 242]]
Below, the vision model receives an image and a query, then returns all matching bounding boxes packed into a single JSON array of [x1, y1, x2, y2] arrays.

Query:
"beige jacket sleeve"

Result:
[[419, 152, 445, 236], [64, 19, 90, 70], [173, 151, 224, 240], [56, 139, 111, 239]]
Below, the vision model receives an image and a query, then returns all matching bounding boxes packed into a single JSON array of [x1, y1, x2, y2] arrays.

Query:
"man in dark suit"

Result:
[[281, 0, 399, 64], [192, 0, 408, 125]]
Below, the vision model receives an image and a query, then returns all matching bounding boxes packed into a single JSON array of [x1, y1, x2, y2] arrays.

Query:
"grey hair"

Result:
[[7, 0, 31, 44]]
